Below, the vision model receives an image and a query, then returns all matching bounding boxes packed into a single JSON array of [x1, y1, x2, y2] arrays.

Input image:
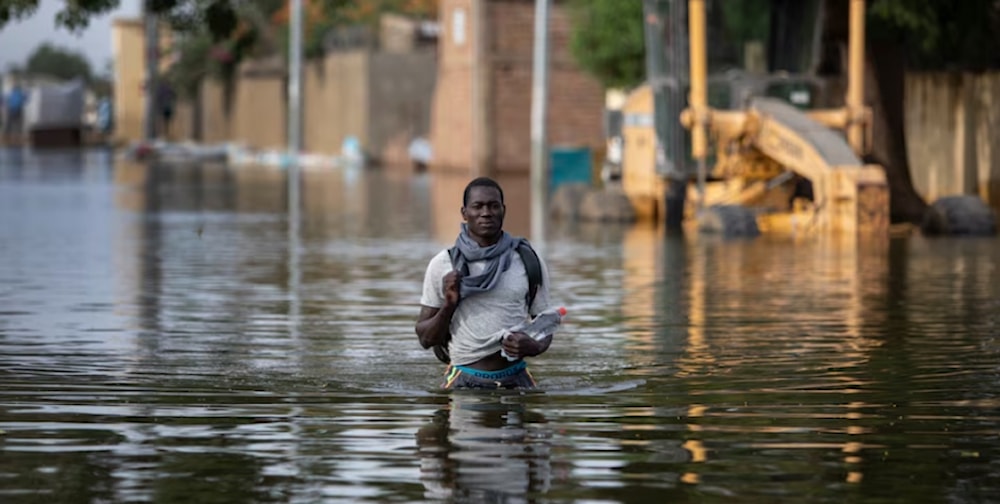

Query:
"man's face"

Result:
[[462, 186, 505, 244]]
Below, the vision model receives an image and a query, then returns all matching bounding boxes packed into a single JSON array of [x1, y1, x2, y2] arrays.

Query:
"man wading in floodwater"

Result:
[[416, 177, 557, 389]]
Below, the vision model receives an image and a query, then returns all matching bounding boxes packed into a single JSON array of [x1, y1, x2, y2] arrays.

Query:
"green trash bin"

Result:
[[549, 146, 592, 192]]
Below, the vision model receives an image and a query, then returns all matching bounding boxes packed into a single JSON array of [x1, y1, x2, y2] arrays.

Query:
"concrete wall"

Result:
[[370, 50, 438, 165], [112, 19, 176, 145], [230, 60, 287, 150], [199, 79, 232, 144], [906, 72, 1000, 212], [195, 66, 286, 151], [187, 48, 434, 162], [171, 100, 196, 141], [303, 50, 369, 156], [111, 19, 144, 145]]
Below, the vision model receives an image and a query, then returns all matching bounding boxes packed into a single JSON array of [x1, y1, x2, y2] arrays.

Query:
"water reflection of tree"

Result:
[[415, 392, 556, 502]]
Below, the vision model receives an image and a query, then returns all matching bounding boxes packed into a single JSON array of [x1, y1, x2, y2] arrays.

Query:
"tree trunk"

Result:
[[864, 41, 929, 224], [819, 0, 929, 225]]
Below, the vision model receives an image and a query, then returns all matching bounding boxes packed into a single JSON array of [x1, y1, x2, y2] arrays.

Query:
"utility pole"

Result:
[[286, 0, 304, 340], [287, 0, 304, 171], [143, 0, 159, 141], [288, 0, 303, 161], [529, 0, 551, 246]]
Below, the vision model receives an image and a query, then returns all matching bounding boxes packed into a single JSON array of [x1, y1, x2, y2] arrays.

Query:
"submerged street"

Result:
[[1, 148, 998, 502]]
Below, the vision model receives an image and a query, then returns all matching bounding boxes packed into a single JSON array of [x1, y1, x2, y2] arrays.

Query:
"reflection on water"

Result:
[[416, 392, 555, 502], [1, 148, 999, 503]]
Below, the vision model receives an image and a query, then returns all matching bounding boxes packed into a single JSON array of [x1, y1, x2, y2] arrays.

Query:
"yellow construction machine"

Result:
[[625, 0, 889, 237]]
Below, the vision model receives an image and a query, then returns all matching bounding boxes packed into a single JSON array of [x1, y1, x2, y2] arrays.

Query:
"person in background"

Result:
[[157, 81, 175, 139], [96, 95, 113, 137], [4, 83, 27, 139]]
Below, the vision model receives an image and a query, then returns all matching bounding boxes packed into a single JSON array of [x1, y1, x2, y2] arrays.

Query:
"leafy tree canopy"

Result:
[[24, 43, 93, 82], [566, 0, 1000, 90], [1, 0, 438, 39], [868, 0, 1000, 71], [0, 0, 241, 38], [568, 0, 647, 90]]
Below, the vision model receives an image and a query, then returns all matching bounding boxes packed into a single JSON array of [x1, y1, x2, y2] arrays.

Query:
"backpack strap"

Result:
[[515, 242, 543, 311], [447, 246, 466, 275]]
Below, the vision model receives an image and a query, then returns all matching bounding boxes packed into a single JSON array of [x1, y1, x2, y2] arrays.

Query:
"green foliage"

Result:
[[0, 0, 39, 28], [165, 34, 213, 99], [154, 0, 243, 40], [0, 0, 242, 39], [0, 0, 119, 32], [24, 43, 93, 82], [568, 0, 647, 89], [719, 0, 770, 44], [868, 0, 1000, 70], [164, 0, 280, 97]]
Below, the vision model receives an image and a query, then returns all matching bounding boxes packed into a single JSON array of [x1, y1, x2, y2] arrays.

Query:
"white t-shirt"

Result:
[[420, 248, 552, 366]]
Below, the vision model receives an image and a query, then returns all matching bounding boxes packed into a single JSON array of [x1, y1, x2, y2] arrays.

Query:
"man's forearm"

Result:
[[415, 305, 457, 348]]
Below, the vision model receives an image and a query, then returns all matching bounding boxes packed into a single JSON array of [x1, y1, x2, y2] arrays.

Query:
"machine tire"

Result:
[[697, 205, 761, 238], [921, 195, 997, 236]]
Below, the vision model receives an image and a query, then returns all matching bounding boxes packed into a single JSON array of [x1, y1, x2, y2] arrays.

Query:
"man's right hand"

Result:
[[443, 270, 461, 308]]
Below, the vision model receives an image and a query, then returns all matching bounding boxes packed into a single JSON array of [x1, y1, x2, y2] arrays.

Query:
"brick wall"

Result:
[[429, 0, 605, 174], [489, 0, 605, 173]]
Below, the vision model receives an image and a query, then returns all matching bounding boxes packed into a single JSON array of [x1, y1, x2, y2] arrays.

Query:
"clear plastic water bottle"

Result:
[[500, 306, 567, 361]]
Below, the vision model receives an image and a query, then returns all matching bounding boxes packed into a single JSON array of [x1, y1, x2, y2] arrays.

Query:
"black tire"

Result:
[[697, 205, 761, 238], [921, 195, 997, 236]]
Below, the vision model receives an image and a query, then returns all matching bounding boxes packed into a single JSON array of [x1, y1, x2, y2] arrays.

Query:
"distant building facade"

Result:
[[430, 0, 606, 175]]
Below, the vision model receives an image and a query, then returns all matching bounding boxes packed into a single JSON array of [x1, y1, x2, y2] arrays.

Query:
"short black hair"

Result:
[[462, 177, 504, 206]]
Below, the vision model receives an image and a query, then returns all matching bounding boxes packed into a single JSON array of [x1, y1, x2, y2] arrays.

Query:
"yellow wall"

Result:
[[303, 51, 370, 156], [231, 62, 287, 150], [112, 19, 175, 145], [190, 49, 432, 160], [199, 80, 231, 144], [111, 19, 144, 145], [905, 72, 1000, 213]]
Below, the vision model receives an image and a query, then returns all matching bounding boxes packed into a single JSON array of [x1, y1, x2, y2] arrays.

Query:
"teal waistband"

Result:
[[455, 361, 527, 379]]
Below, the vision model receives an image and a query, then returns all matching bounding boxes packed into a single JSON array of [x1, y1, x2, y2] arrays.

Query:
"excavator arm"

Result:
[[747, 98, 889, 234]]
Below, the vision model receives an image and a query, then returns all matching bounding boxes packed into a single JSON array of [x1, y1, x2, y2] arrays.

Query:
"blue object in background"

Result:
[[549, 146, 592, 192]]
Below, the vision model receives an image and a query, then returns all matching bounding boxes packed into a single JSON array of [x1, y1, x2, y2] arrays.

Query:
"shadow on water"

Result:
[[1, 149, 999, 502]]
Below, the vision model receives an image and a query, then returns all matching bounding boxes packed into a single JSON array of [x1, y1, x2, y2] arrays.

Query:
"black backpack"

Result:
[[432, 242, 543, 364]]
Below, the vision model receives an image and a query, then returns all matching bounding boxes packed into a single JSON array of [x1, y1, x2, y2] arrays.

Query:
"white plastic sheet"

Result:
[[24, 79, 85, 130]]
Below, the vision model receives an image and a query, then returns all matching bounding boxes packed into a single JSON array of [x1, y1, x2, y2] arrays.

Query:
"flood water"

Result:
[[1, 148, 998, 503]]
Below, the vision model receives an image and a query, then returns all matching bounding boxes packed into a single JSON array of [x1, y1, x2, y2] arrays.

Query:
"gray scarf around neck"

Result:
[[452, 223, 526, 300]]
